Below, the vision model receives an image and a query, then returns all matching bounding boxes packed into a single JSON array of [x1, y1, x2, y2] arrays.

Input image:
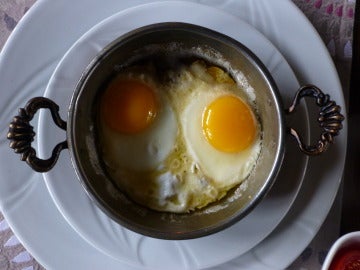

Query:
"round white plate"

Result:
[[0, 0, 347, 269], [38, 2, 307, 269]]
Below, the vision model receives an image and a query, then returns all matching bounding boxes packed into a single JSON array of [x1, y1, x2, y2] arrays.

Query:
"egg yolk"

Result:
[[202, 95, 256, 153], [101, 78, 157, 134]]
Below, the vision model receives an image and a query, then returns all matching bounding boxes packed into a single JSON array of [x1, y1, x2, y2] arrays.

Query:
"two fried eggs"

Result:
[[99, 60, 261, 213]]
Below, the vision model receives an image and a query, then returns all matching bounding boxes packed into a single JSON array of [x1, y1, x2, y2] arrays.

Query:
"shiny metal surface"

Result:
[[68, 23, 285, 239], [7, 97, 68, 172], [7, 23, 345, 240], [286, 85, 344, 156]]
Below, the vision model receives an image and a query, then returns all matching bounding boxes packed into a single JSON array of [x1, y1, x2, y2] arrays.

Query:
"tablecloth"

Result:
[[0, 0, 355, 269]]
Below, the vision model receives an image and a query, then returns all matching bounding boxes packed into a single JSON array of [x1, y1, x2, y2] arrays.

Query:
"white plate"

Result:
[[0, 0, 347, 269], [38, 2, 307, 269]]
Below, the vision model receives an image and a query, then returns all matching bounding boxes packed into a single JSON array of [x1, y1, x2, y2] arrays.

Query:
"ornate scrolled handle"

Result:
[[7, 97, 68, 172], [286, 85, 345, 156]]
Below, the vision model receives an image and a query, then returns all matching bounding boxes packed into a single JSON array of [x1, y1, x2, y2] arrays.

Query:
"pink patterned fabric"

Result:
[[0, 0, 36, 51], [293, 0, 355, 60], [0, 212, 44, 270]]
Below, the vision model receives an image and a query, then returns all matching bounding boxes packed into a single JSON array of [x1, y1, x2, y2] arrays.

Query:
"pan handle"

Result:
[[286, 85, 344, 156], [7, 97, 68, 172]]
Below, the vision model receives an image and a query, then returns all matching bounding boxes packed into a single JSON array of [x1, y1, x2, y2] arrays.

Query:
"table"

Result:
[[0, 0, 355, 269]]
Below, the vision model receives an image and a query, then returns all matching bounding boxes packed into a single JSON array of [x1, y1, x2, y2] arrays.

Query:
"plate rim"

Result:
[[38, 2, 307, 268]]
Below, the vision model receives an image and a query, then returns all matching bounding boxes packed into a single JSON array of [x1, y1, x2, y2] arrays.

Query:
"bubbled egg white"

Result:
[[100, 72, 177, 172], [178, 77, 261, 189], [99, 60, 261, 213]]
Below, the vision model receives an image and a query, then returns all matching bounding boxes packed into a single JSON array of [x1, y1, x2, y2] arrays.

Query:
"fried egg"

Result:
[[99, 60, 261, 213], [99, 71, 177, 171], [179, 66, 261, 190]]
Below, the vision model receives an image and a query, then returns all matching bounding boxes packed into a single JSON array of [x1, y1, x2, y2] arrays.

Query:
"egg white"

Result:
[[100, 72, 177, 172], [148, 61, 261, 212], [99, 61, 261, 213], [181, 84, 261, 190]]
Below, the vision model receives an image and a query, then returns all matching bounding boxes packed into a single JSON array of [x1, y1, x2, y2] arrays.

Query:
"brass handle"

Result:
[[7, 97, 68, 172], [286, 85, 345, 156]]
